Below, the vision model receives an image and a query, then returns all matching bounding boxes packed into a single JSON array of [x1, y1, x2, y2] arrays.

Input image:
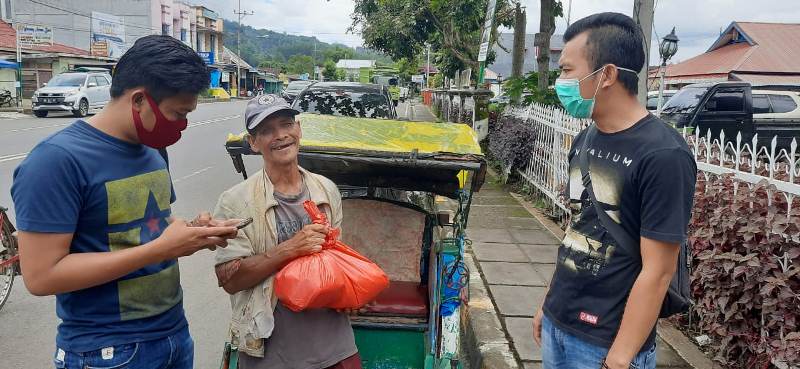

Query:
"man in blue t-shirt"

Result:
[[11, 36, 240, 369], [531, 13, 696, 369]]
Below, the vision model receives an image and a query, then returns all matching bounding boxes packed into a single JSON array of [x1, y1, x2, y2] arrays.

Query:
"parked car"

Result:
[[646, 89, 678, 111], [660, 82, 800, 149], [489, 94, 511, 104], [291, 82, 397, 119], [284, 80, 316, 103], [32, 71, 112, 118]]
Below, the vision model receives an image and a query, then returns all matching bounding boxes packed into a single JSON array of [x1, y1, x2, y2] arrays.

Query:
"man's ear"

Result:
[[247, 134, 261, 154], [296, 118, 302, 139], [600, 65, 618, 89], [130, 89, 146, 112]]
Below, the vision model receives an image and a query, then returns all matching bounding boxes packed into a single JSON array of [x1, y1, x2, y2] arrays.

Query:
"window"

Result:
[[162, 24, 171, 36], [93, 75, 109, 86], [181, 29, 187, 42], [752, 94, 771, 114], [704, 89, 744, 112], [210, 35, 216, 53], [646, 96, 658, 110], [768, 95, 798, 114]]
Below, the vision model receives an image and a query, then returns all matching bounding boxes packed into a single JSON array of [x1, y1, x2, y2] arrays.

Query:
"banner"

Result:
[[198, 51, 214, 65], [90, 40, 109, 57], [18, 24, 53, 47], [477, 0, 497, 62], [91, 12, 126, 58]]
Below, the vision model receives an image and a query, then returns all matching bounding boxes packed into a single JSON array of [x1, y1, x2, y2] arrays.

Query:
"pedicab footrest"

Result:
[[363, 281, 429, 317]]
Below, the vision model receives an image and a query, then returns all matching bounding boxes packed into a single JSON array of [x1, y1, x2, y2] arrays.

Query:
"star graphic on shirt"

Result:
[[140, 191, 169, 242]]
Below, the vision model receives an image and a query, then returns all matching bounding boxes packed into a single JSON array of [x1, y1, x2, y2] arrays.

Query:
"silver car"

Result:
[[32, 71, 112, 118]]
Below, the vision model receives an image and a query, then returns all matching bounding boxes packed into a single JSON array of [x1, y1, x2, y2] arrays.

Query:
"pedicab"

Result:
[[224, 113, 486, 369]]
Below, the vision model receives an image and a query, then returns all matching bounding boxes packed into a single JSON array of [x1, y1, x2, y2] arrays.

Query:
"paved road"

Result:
[[0, 100, 266, 368]]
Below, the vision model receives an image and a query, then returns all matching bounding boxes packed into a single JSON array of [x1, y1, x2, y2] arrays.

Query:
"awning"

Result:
[[731, 73, 800, 85], [0, 59, 18, 69]]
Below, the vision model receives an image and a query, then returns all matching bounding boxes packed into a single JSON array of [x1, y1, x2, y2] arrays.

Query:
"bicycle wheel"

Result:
[[0, 215, 17, 311]]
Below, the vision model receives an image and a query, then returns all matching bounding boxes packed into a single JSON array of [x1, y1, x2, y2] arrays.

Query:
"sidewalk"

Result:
[[464, 174, 692, 369]]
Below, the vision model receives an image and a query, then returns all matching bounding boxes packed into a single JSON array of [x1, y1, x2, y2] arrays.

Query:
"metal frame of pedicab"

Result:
[[224, 114, 486, 369]]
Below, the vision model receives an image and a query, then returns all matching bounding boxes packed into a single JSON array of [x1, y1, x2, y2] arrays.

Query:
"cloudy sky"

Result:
[[194, 0, 799, 64]]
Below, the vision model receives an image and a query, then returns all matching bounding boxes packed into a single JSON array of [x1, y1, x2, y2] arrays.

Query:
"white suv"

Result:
[[32, 71, 112, 118]]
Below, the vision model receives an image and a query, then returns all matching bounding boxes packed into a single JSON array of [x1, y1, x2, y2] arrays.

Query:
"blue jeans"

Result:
[[53, 326, 194, 369], [541, 315, 656, 369]]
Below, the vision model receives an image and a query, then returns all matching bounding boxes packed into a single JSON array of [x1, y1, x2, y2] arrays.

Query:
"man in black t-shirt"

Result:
[[531, 13, 697, 369]]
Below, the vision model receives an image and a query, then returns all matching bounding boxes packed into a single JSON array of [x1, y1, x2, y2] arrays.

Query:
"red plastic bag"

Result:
[[274, 201, 389, 312]]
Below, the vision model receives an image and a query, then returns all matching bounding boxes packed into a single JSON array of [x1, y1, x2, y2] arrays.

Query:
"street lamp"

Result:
[[656, 27, 679, 115]]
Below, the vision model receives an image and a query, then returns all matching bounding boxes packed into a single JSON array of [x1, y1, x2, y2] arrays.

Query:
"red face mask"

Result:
[[132, 92, 188, 149]]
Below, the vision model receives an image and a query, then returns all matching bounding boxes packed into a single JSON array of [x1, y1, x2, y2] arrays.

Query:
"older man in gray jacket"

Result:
[[213, 95, 361, 369]]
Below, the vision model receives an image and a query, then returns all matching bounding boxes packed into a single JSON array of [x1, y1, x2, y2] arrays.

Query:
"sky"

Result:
[[193, 0, 800, 65]]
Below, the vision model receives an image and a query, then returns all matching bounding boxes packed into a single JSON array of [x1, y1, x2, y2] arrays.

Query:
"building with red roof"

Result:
[[650, 22, 800, 90]]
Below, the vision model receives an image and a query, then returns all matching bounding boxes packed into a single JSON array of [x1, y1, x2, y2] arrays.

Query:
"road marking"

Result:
[[0, 115, 239, 164], [7, 123, 70, 133], [0, 152, 28, 163], [173, 166, 213, 183], [188, 115, 241, 129]]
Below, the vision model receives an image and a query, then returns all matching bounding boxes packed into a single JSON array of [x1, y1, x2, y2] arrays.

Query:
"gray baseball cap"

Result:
[[245, 94, 301, 131]]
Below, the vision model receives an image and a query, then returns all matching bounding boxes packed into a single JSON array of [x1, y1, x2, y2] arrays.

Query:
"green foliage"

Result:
[[221, 19, 391, 72], [351, 0, 515, 78], [322, 60, 339, 81], [287, 55, 314, 75], [431, 73, 443, 88], [395, 57, 420, 82], [322, 46, 355, 63], [503, 70, 561, 106]]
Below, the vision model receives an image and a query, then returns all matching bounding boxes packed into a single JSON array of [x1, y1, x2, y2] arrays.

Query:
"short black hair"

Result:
[[563, 12, 644, 95], [111, 35, 209, 101]]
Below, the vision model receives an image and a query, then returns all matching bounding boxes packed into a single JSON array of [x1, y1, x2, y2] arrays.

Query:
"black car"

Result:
[[291, 82, 397, 119], [284, 80, 316, 102]]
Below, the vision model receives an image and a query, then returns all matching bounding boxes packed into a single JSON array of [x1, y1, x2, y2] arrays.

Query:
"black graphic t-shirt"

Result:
[[542, 114, 696, 350]]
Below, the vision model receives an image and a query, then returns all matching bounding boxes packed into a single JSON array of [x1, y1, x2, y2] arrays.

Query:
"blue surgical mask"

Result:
[[555, 65, 638, 118]]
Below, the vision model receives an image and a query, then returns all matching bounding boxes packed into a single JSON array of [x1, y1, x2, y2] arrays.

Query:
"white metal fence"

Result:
[[509, 102, 800, 218]]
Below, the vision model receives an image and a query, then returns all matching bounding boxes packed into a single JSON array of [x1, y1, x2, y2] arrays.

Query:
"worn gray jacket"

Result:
[[213, 167, 342, 358]]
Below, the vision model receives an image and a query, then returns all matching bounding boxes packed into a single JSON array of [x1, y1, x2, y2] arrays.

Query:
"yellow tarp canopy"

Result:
[[229, 113, 484, 156]]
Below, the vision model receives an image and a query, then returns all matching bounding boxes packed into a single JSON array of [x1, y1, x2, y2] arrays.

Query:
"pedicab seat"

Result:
[[363, 281, 429, 317]]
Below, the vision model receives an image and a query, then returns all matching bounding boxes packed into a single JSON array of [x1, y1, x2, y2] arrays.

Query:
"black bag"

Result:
[[578, 125, 691, 318]]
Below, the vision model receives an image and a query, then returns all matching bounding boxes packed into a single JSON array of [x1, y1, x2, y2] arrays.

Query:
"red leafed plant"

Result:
[[688, 173, 800, 368]]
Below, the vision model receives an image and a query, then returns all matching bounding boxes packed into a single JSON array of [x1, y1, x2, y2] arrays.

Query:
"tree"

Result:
[[535, 0, 563, 91], [323, 46, 355, 63], [351, 0, 517, 77], [395, 57, 420, 82], [287, 55, 314, 75], [322, 60, 339, 81]]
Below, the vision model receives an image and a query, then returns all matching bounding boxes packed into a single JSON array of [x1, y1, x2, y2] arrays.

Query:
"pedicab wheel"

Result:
[[0, 219, 16, 312]]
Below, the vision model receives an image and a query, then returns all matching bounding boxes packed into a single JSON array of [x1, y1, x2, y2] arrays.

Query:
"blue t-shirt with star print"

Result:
[[11, 120, 186, 352]]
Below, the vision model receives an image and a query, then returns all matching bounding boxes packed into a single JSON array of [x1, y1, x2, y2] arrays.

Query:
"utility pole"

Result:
[[313, 39, 317, 80], [632, 0, 654, 104], [566, 0, 573, 27], [15, 22, 21, 109], [511, 3, 526, 79], [425, 43, 431, 89], [234, 0, 253, 97]]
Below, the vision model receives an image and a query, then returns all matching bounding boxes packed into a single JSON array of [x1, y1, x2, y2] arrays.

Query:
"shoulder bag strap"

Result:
[[578, 125, 639, 252]]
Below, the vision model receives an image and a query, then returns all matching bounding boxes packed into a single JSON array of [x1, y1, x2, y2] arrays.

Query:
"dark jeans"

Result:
[[53, 326, 193, 369]]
